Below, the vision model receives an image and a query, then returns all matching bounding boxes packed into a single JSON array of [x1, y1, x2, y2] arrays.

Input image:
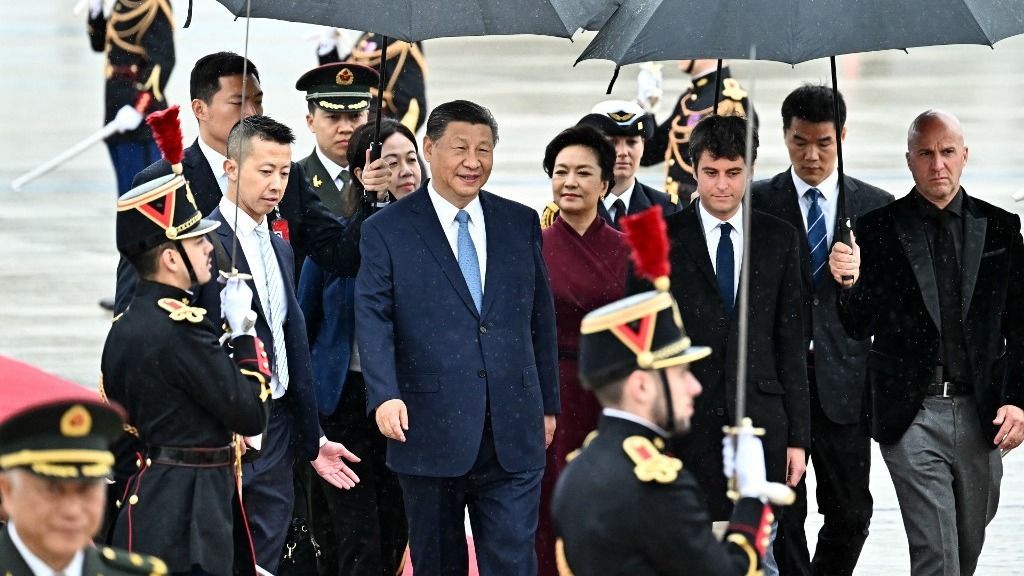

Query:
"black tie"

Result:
[[612, 199, 626, 229], [933, 210, 967, 381]]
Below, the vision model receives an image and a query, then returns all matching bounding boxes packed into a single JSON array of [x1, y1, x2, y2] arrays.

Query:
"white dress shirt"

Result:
[[428, 183, 487, 287], [315, 146, 350, 190], [8, 522, 84, 576], [602, 408, 670, 438], [791, 167, 839, 245], [218, 194, 288, 398], [198, 136, 230, 194], [697, 200, 744, 296], [603, 178, 637, 220]]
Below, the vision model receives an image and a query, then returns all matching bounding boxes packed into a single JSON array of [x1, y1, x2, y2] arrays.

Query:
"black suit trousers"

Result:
[[775, 360, 873, 576], [313, 371, 408, 576]]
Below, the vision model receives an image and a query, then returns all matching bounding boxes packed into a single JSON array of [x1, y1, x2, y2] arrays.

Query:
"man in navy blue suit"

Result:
[[201, 115, 361, 573], [356, 100, 560, 575]]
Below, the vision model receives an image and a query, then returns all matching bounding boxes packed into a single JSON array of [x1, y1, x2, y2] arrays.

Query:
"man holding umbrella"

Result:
[[830, 109, 1024, 575], [752, 84, 892, 576]]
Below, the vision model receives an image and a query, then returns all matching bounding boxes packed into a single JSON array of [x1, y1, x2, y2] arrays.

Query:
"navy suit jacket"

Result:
[[597, 179, 679, 230], [198, 207, 322, 461], [355, 185, 560, 477], [298, 257, 356, 417]]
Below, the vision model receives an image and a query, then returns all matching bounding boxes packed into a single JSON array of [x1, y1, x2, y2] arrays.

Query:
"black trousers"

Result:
[[775, 363, 873, 576], [312, 371, 408, 576]]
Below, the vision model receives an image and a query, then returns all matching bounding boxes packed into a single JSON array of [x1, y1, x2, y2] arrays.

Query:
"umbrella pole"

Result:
[[713, 59, 723, 115], [830, 57, 854, 281], [370, 35, 391, 163], [734, 48, 754, 431]]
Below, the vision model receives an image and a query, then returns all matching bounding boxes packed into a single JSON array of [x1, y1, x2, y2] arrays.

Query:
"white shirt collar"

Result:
[[8, 522, 84, 576], [603, 178, 636, 211], [602, 408, 670, 438], [790, 166, 840, 202], [697, 199, 744, 238], [218, 193, 267, 238], [315, 146, 349, 183], [428, 181, 484, 226], [197, 136, 229, 180]]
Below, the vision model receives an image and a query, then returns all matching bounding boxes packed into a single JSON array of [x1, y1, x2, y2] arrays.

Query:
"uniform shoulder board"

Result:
[[540, 202, 560, 229], [622, 435, 682, 484], [565, 430, 599, 464], [98, 546, 169, 575], [157, 298, 206, 323], [721, 78, 748, 101]]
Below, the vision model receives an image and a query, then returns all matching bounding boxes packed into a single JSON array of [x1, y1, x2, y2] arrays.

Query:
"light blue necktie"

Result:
[[455, 210, 483, 312], [254, 225, 289, 394], [806, 188, 828, 285]]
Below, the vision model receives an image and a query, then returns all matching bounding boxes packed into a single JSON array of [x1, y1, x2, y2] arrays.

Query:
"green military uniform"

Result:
[[0, 357, 168, 575], [641, 67, 756, 200]]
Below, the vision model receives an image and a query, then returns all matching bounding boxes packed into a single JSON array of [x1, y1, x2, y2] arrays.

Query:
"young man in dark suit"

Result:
[[627, 114, 808, 575], [577, 100, 679, 228], [202, 115, 361, 573], [113, 51, 363, 313], [752, 85, 893, 576], [829, 110, 1024, 576], [356, 100, 560, 576]]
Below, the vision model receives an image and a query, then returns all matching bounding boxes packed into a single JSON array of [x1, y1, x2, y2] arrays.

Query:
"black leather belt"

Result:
[[149, 445, 234, 467], [925, 381, 970, 397]]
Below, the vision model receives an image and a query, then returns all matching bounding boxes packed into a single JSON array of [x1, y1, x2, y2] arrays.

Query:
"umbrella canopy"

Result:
[[579, 0, 1024, 66], [213, 0, 610, 41]]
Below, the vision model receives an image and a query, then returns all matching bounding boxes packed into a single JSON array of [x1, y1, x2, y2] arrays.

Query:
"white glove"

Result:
[[317, 27, 339, 56], [722, 425, 767, 499], [110, 105, 144, 133], [89, 0, 103, 18], [221, 276, 257, 337], [636, 62, 664, 114]]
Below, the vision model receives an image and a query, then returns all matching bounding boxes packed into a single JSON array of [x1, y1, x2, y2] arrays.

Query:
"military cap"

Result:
[[115, 173, 220, 258], [578, 207, 710, 388], [296, 63, 380, 113], [0, 356, 125, 479], [577, 99, 654, 140]]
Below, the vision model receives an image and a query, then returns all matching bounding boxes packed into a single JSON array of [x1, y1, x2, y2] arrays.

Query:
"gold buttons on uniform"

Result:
[[129, 494, 139, 505]]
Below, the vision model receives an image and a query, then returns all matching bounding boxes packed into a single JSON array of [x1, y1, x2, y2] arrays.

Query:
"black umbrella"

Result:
[[577, 0, 1024, 454], [212, 0, 610, 163]]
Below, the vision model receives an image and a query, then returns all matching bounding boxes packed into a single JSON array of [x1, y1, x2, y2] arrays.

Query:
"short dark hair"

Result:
[[340, 118, 420, 217], [227, 115, 296, 161], [425, 100, 499, 144], [126, 241, 175, 279], [190, 52, 260, 103], [781, 84, 846, 131], [542, 125, 616, 189], [689, 114, 758, 170]]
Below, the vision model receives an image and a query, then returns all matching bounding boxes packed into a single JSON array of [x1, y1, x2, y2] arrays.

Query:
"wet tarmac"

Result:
[[3, 1, 1024, 572]]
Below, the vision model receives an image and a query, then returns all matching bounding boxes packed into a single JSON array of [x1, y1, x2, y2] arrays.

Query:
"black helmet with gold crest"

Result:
[[579, 207, 710, 389], [0, 356, 125, 480], [296, 62, 380, 113], [116, 105, 219, 259]]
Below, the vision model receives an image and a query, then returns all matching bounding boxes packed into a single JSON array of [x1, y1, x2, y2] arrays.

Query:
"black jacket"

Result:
[[752, 170, 894, 424], [101, 280, 269, 575], [627, 202, 808, 519], [552, 415, 770, 576], [113, 140, 361, 313], [597, 179, 680, 230], [838, 189, 1024, 444]]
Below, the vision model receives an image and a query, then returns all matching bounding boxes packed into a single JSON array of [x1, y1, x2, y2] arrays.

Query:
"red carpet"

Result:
[[402, 537, 480, 575]]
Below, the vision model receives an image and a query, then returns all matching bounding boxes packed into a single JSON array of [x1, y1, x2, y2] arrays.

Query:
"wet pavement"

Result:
[[3, 1, 1024, 572]]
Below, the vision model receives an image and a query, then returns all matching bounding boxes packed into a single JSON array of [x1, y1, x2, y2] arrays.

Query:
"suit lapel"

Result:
[[961, 195, 987, 320], [676, 204, 719, 292], [892, 198, 941, 329], [627, 180, 652, 214], [303, 148, 344, 216], [184, 140, 222, 215], [212, 208, 267, 321], [479, 193, 505, 321], [407, 188, 480, 317], [774, 172, 813, 288], [597, 199, 614, 228]]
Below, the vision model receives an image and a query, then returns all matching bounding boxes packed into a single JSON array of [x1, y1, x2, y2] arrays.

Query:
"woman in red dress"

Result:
[[536, 125, 632, 576]]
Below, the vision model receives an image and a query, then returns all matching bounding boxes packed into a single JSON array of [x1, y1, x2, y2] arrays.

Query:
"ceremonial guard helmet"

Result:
[[577, 99, 654, 140]]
